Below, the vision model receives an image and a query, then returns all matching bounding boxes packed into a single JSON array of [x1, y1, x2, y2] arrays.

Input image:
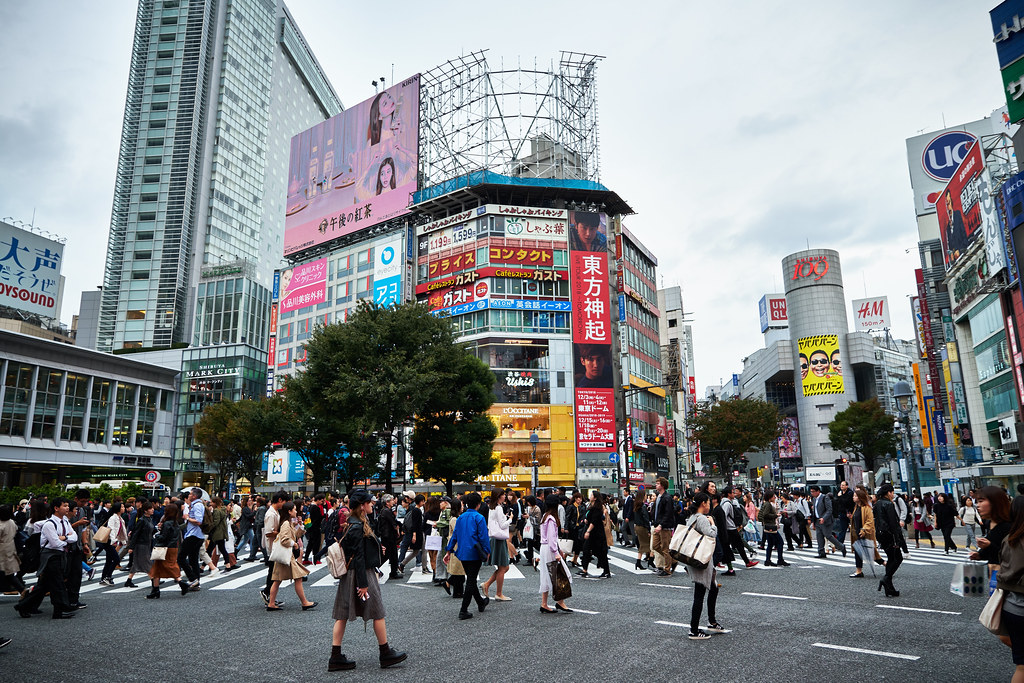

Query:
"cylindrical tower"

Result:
[[782, 249, 857, 466]]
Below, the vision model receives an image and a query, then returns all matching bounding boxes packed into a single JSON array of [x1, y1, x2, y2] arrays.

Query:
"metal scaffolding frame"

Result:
[[419, 50, 604, 189]]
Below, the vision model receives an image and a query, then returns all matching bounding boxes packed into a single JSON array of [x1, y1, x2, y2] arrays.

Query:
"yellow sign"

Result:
[[797, 335, 844, 396], [912, 363, 931, 449]]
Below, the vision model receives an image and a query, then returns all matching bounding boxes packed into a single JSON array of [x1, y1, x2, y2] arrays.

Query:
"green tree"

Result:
[[299, 300, 466, 493], [411, 351, 498, 497], [280, 371, 354, 493], [828, 398, 899, 472], [194, 397, 290, 494], [688, 397, 780, 484]]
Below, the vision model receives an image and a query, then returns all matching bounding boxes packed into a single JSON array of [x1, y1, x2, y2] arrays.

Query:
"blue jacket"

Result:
[[446, 508, 489, 562]]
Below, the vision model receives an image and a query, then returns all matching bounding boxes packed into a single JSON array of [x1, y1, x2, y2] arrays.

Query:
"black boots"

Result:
[[634, 559, 644, 570], [178, 579, 190, 596], [379, 643, 407, 668], [328, 646, 356, 671], [146, 586, 160, 599], [125, 578, 137, 588]]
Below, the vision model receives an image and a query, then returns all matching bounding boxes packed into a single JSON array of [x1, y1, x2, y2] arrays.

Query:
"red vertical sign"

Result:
[[569, 211, 615, 452]]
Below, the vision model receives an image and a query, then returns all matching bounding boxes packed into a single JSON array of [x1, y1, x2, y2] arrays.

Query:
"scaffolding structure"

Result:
[[419, 50, 604, 189]]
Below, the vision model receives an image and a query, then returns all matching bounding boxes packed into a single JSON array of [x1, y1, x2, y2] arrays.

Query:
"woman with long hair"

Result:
[[521, 496, 542, 571], [849, 486, 877, 579], [442, 498, 464, 598], [266, 501, 316, 612], [972, 486, 1013, 568], [147, 503, 187, 598], [994, 495, 1024, 682], [124, 501, 155, 588], [578, 490, 610, 579], [480, 488, 512, 601], [874, 485, 908, 597], [934, 492, 959, 554], [330, 490, 406, 671], [96, 502, 127, 586], [758, 491, 788, 567], [912, 493, 935, 549], [684, 493, 725, 640], [633, 493, 653, 570], [423, 496, 441, 580], [539, 494, 571, 614]]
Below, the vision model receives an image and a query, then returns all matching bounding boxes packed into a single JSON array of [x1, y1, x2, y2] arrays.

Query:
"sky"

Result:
[[0, 1, 1010, 391]]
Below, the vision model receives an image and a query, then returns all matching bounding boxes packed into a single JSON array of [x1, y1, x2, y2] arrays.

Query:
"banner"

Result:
[[0, 221, 64, 318], [797, 334, 844, 396], [278, 258, 327, 314], [373, 236, 403, 307], [936, 141, 985, 267], [569, 211, 615, 452], [489, 246, 554, 267], [778, 417, 800, 459], [851, 296, 891, 331]]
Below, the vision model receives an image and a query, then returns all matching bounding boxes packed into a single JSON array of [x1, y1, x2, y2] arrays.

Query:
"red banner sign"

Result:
[[415, 267, 567, 294]]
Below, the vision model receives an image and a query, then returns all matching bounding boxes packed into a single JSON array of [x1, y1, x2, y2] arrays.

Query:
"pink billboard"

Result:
[[278, 258, 327, 315], [284, 75, 420, 256]]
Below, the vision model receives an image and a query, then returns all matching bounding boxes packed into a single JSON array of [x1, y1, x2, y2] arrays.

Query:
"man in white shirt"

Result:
[[15, 497, 78, 619], [260, 491, 289, 606]]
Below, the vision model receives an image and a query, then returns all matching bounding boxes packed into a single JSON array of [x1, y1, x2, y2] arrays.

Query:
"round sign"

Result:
[[608, 453, 618, 464], [144, 470, 160, 484], [381, 246, 395, 265], [637, 484, 646, 491], [474, 281, 488, 298], [921, 131, 977, 182]]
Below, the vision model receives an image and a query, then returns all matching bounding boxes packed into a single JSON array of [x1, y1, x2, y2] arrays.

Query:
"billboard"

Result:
[[373, 235, 403, 307], [757, 294, 787, 333], [778, 417, 800, 459], [266, 449, 307, 483], [1002, 50, 1024, 125], [0, 221, 64, 318], [797, 334, 844, 396], [992, 1, 1024, 69], [277, 258, 327, 315], [489, 246, 554, 267], [851, 296, 890, 331], [904, 110, 1013, 217], [283, 74, 420, 256], [936, 141, 985, 267], [569, 211, 615, 452]]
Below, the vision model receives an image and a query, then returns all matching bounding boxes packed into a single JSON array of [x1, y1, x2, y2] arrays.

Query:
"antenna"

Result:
[[863, 271, 867, 297]]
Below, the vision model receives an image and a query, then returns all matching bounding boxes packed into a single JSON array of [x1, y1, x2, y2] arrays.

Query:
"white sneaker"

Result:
[[688, 630, 710, 640]]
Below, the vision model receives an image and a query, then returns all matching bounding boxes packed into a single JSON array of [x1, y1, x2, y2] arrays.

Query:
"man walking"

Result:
[[650, 478, 675, 576], [16, 498, 77, 619], [65, 490, 93, 609], [303, 493, 326, 565], [833, 481, 854, 547], [180, 488, 206, 591], [725, 486, 758, 568], [809, 485, 845, 558], [249, 496, 268, 562], [378, 495, 402, 579], [260, 491, 288, 606]]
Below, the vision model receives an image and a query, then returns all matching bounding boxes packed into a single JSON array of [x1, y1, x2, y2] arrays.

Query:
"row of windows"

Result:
[[626, 324, 660, 363], [0, 362, 163, 448], [629, 354, 662, 387]]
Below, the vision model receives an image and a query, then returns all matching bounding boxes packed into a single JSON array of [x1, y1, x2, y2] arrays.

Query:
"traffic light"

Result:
[[653, 435, 664, 444]]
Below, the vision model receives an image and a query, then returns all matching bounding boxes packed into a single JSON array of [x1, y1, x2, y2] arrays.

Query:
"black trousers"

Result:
[[382, 538, 400, 576], [727, 529, 751, 564], [764, 530, 783, 563], [581, 540, 608, 573], [208, 538, 228, 564], [65, 547, 84, 604], [19, 552, 70, 615], [304, 528, 322, 561], [180, 536, 203, 582], [782, 522, 795, 550], [460, 560, 485, 613], [940, 525, 957, 552], [882, 544, 903, 587], [99, 541, 119, 580], [691, 580, 719, 633]]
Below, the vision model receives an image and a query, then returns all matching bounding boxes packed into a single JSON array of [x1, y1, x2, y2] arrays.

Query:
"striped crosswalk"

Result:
[[0, 541, 972, 604]]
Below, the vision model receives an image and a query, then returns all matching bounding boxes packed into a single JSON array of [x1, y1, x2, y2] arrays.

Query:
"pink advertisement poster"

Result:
[[284, 74, 420, 256], [278, 258, 327, 315]]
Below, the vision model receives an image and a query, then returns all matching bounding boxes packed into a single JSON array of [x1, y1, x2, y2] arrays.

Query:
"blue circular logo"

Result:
[[921, 131, 978, 182], [381, 246, 395, 265]]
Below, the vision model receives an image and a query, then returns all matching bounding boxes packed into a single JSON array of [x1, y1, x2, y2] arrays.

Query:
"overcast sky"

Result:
[[0, 1, 1009, 390]]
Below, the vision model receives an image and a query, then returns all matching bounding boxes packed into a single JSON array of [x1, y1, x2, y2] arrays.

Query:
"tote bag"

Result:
[[269, 540, 292, 565], [669, 520, 715, 570]]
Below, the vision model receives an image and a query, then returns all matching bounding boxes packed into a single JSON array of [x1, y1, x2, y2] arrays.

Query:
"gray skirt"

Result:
[[130, 545, 153, 573], [333, 568, 385, 622], [490, 538, 510, 567]]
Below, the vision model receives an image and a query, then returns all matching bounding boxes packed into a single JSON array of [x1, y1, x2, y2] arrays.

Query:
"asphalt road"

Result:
[[1, 533, 1013, 682]]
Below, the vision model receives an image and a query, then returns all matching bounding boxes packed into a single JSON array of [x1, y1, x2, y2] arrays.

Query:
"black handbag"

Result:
[[549, 560, 572, 601]]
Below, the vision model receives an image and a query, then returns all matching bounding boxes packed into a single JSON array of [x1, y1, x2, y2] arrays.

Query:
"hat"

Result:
[[349, 490, 372, 506], [18, 499, 28, 507]]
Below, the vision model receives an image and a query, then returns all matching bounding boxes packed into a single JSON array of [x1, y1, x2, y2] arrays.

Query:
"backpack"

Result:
[[200, 507, 216, 535], [732, 499, 749, 527], [320, 508, 335, 536], [20, 521, 56, 574]]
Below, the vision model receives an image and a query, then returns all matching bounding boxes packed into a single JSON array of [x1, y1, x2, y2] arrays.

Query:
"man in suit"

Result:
[[650, 478, 675, 576], [377, 494, 402, 580], [809, 485, 846, 558], [621, 490, 635, 548], [832, 480, 855, 547]]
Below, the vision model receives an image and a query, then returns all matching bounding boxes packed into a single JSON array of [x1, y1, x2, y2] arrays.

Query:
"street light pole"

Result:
[[892, 380, 921, 497]]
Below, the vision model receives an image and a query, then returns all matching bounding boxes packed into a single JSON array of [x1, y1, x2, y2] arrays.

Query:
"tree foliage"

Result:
[[411, 351, 498, 497], [688, 397, 780, 484], [828, 398, 899, 472], [296, 301, 468, 493], [193, 397, 289, 493]]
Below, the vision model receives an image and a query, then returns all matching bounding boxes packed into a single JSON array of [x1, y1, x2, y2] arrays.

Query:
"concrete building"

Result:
[[658, 285, 696, 484], [74, 288, 102, 350]]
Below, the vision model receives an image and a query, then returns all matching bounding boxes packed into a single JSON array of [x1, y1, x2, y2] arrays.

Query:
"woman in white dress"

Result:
[[539, 494, 572, 614]]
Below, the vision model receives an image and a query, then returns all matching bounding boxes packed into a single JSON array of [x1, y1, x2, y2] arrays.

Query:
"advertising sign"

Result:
[[758, 294, 788, 333], [1003, 55, 1024, 125], [373, 236, 403, 307], [488, 246, 554, 267], [1003, 171, 1024, 232], [416, 266, 566, 295], [911, 297, 926, 359], [992, 1, 1024, 69], [778, 417, 800, 459], [503, 216, 569, 241], [797, 334, 844, 396], [569, 211, 615, 452], [283, 75, 420, 256], [266, 449, 306, 483], [425, 222, 476, 256], [936, 141, 986, 267], [427, 248, 476, 279], [0, 222, 64, 318], [851, 296, 891, 331], [277, 258, 327, 314], [804, 465, 835, 483]]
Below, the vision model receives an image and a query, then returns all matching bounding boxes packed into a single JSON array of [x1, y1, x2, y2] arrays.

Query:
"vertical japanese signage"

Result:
[[0, 222, 64, 318], [912, 363, 932, 449], [797, 334, 844, 396], [373, 235, 403, 307], [569, 211, 615, 452], [688, 376, 700, 468]]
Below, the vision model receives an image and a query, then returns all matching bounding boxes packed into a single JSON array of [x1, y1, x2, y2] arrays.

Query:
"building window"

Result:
[[136, 387, 158, 449], [0, 363, 34, 437], [111, 383, 137, 447], [61, 374, 90, 443], [32, 368, 63, 441], [88, 379, 112, 444]]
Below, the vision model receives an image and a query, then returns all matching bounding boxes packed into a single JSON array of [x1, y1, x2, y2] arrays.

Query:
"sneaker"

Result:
[[706, 622, 727, 633], [723, 569, 736, 576], [763, 560, 775, 567], [0, 637, 10, 649], [745, 560, 759, 568], [98, 578, 114, 587], [86, 568, 95, 581], [260, 589, 270, 606], [688, 630, 711, 640]]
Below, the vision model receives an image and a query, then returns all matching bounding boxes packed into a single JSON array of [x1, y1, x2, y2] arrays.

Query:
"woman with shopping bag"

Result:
[[539, 494, 572, 614], [988, 496, 1024, 677], [684, 493, 726, 641]]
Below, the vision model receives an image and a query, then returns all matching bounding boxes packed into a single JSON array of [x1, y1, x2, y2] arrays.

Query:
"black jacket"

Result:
[[873, 498, 907, 552], [128, 515, 154, 550], [652, 492, 675, 529], [153, 518, 180, 548], [341, 521, 382, 589], [833, 489, 854, 518], [378, 506, 400, 542], [934, 501, 957, 530], [239, 505, 255, 534]]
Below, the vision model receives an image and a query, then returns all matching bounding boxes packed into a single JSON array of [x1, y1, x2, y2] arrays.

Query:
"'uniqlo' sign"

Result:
[[851, 296, 890, 331]]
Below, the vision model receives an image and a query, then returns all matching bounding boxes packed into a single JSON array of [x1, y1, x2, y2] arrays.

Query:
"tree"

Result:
[[828, 398, 899, 472], [411, 351, 498, 497], [194, 397, 290, 494], [299, 300, 467, 493], [280, 371, 357, 493], [688, 397, 780, 484]]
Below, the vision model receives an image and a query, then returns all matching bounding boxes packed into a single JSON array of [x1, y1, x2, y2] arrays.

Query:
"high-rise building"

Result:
[[98, 0, 340, 354], [97, 0, 341, 484], [658, 285, 695, 483]]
